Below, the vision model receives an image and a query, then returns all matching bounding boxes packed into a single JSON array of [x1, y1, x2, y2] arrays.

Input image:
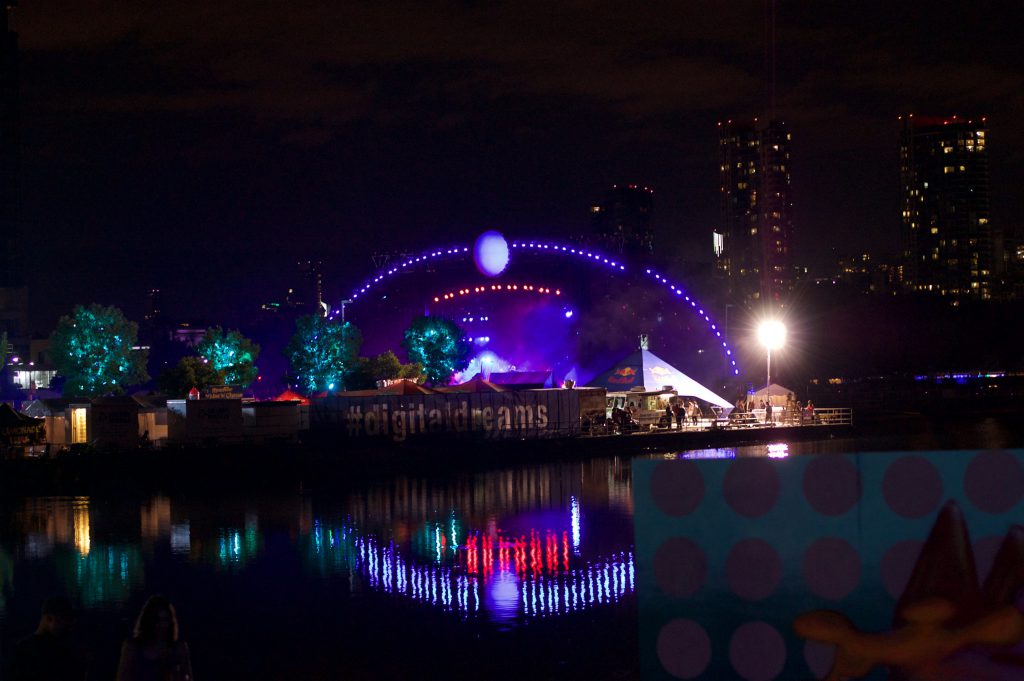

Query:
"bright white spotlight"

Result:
[[757, 319, 787, 389], [757, 320, 787, 351]]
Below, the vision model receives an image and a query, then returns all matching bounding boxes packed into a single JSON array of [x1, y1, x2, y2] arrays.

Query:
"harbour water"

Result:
[[1, 415, 1021, 680]]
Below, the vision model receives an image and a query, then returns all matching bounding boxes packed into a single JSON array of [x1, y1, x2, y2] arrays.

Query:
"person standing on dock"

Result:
[[765, 401, 773, 425]]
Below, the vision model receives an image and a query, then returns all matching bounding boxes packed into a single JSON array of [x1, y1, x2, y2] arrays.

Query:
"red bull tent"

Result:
[[586, 349, 733, 409]]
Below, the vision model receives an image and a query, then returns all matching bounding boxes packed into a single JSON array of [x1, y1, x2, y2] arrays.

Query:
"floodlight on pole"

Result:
[[757, 319, 787, 388]]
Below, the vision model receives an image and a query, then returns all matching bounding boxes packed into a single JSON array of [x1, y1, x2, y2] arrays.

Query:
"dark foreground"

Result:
[[1, 413, 1021, 681]]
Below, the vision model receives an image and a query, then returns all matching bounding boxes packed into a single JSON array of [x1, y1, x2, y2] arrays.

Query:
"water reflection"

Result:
[[57, 544, 144, 608], [2, 458, 636, 630], [296, 459, 636, 624]]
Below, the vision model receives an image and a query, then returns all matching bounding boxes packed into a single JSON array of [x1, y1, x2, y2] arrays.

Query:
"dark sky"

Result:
[[12, 0, 1024, 333]]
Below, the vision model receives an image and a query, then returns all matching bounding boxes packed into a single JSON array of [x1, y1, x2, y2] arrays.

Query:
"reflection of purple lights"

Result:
[[310, 522, 634, 620], [766, 443, 790, 458], [570, 496, 581, 554], [522, 553, 634, 618]]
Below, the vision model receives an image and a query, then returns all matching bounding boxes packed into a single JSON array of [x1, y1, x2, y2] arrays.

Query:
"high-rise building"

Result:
[[590, 184, 654, 257], [715, 119, 794, 308], [899, 115, 992, 303]]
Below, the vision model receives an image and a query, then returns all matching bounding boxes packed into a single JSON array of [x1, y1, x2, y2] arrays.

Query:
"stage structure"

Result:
[[335, 233, 741, 388]]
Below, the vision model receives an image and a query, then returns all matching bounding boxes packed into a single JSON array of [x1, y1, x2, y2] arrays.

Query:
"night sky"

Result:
[[12, 1, 1024, 333]]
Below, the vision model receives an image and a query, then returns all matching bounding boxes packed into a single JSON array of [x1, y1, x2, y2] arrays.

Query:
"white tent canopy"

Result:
[[587, 349, 733, 410], [752, 383, 797, 407]]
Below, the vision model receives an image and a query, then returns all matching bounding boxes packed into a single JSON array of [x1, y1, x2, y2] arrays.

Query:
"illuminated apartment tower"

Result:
[[716, 119, 794, 307], [899, 115, 992, 302], [590, 184, 654, 256]]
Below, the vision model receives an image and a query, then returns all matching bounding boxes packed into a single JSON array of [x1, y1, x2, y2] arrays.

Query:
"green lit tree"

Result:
[[49, 304, 149, 397], [158, 356, 225, 398], [346, 350, 425, 390], [285, 315, 361, 395], [401, 316, 471, 386], [197, 326, 260, 387]]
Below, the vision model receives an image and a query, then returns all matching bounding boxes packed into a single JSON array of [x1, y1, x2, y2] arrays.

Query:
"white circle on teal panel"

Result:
[[473, 230, 510, 277], [729, 621, 786, 681], [657, 619, 711, 679]]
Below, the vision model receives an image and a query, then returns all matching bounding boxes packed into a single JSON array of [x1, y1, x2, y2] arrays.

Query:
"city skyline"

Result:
[[3, 1, 1023, 331]]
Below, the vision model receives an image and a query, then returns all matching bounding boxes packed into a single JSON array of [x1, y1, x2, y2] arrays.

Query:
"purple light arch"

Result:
[[341, 239, 741, 376]]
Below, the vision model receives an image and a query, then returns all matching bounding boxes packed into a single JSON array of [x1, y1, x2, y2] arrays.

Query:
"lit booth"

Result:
[[22, 398, 92, 450]]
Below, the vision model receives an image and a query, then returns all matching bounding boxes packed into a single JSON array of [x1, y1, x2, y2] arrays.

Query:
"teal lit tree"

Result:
[[285, 315, 361, 395], [197, 326, 260, 387], [401, 315, 471, 386], [50, 304, 149, 397]]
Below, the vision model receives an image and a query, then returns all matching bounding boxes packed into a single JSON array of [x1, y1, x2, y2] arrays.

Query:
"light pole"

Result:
[[756, 319, 787, 388]]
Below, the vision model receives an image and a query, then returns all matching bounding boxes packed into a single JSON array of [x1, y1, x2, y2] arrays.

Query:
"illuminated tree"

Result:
[[401, 316, 471, 386], [158, 356, 225, 398], [285, 315, 361, 395], [50, 304, 149, 397], [197, 326, 260, 387]]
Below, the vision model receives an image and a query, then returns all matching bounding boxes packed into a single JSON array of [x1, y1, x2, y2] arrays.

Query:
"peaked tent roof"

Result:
[[274, 389, 311, 405], [586, 349, 733, 409], [752, 383, 796, 405], [336, 380, 437, 398], [435, 376, 505, 393]]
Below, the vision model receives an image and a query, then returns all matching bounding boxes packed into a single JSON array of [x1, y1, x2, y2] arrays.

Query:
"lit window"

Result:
[[976, 131, 985, 138], [944, 167, 954, 174], [930, 227, 938, 234], [943, 146, 953, 153]]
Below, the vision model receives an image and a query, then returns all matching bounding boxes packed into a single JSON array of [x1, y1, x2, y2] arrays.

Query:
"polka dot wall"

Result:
[[632, 450, 1024, 680]]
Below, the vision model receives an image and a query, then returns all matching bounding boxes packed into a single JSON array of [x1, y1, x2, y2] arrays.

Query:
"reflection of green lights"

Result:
[[56, 545, 144, 608], [304, 522, 355, 575], [213, 525, 261, 570], [409, 512, 463, 564]]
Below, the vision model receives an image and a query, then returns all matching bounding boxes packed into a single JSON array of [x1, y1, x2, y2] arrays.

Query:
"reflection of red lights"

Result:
[[463, 529, 575, 578]]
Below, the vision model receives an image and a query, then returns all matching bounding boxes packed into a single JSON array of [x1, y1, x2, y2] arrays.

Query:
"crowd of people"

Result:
[[8, 594, 193, 681]]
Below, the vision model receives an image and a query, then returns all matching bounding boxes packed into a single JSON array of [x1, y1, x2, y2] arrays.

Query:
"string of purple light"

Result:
[[340, 238, 740, 375]]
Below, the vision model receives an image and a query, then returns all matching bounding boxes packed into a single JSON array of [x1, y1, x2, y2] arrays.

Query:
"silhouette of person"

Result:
[[9, 595, 88, 681], [117, 595, 193, 681]]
